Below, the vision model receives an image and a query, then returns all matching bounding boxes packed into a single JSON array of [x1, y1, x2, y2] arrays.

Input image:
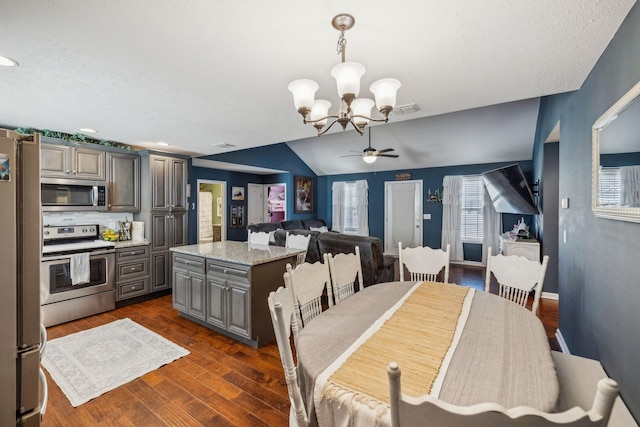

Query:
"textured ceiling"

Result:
[[0, 1, 636, 175]]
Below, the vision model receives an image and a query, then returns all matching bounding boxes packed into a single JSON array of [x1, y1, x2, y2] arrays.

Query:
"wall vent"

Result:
[[211, 142, 236, 148]]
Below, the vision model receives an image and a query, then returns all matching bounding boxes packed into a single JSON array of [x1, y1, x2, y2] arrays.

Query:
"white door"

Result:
[[384, 180, 423, 255], [247, 183, 264, 225]]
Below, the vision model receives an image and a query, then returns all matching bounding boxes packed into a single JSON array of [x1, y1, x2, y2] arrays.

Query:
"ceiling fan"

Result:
[[341, 129, 399, 163]]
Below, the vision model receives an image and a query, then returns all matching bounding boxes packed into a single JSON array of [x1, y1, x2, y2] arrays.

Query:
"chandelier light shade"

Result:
[[289, 13, 401, 136]]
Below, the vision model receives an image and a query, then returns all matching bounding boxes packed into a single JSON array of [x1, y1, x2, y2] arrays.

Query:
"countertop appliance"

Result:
[[41, 224, 116, 327], [0, 129, 46, 426]]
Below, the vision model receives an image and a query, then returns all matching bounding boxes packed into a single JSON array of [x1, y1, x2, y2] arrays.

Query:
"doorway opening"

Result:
[[198, 180, 226, 243], [266, 183, 287, 223]]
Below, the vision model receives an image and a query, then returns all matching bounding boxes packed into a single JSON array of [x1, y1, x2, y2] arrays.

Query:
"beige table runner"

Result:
[[321, 282, 469, 406]]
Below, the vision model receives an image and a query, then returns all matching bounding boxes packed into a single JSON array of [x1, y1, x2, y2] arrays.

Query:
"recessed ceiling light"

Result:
[[157, 142, 169, 146], [79, 128, 97, 133], [0, 55, 19, 67]]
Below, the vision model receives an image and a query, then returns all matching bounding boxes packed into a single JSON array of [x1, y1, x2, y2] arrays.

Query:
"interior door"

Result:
[[384, 180, 423, 255], [247, 183, 264, 225]]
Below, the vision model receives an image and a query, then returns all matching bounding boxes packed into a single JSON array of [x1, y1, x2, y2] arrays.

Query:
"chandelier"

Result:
[[288, 14, 401, 136]]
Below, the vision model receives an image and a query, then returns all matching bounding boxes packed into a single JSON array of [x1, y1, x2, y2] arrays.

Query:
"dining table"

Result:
[[296, 280, 559, 427]]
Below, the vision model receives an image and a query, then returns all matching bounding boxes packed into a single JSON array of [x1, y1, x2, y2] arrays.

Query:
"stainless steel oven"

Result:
[[40, 225, 116, 327]]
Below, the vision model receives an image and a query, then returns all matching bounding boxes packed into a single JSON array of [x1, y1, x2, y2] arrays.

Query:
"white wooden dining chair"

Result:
[[398, 242, 450, 283], [248, 230, 270, 246], [267, 286, 309, 427], [283, 261, 333, 328], [285, 232, 311, 266], [387, 362, 618, 427], [485, 247, 550, 315], [324, 246, 364, 304]]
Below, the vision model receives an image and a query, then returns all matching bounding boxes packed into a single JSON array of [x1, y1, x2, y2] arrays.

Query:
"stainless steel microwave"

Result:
[[41, 180, 107, 211]]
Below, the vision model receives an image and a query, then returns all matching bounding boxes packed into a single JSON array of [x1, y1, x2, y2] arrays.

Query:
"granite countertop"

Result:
[[170, 241, 303, 266], [114, 239, 150, 249]]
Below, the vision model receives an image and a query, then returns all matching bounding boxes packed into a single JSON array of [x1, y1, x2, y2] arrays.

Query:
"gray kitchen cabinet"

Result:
[[206, 269, 251, 338], [115, 244, 150, 301], [136, 151, 189, 294], [41, 142, 106, 180], [107, 152, 140, 212], [172, 253, 206, 320]]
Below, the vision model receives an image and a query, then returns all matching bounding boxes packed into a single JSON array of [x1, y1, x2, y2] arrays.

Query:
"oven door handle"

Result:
[[41, 249, 116, 262]]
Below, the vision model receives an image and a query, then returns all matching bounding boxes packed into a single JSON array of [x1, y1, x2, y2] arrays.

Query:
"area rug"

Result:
[[42, 318, 190, 407]]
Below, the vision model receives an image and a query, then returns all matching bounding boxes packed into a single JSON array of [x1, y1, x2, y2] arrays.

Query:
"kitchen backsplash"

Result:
[[43, 211, 135, 233]]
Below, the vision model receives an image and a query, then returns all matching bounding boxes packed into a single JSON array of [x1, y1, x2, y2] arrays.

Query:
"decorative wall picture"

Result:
[[0, 154, 10, 181], [230, 204, 245, 228], [216, 197, 222, 217], [294, 176, 313, 213], [231, 186, 245, 201]]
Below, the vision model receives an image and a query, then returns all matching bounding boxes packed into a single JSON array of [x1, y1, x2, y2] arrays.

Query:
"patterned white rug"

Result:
[[42, 318, 190, 407]]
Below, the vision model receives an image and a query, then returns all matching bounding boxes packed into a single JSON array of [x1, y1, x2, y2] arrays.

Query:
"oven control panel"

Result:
[[43, 225, 99, 241]]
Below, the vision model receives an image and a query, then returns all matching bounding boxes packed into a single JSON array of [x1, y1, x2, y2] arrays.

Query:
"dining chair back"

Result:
[[485, 247, 549, 315], [248, 230, 270, 246], [387, 362, 618, 427], [398, 243, 450, 283], [283, 260, 333, 328], [285, 232, 311, 266], [324, 246, 364, 304], [268, 286, 308, 427]]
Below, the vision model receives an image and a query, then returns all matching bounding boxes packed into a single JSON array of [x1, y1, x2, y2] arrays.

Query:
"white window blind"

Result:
[[599, 167, 621, 206], [343, 182, 359, 234], [461, 175, 484, 243]]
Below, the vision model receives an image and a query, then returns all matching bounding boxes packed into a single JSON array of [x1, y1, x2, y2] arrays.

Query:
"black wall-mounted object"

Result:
[[482, 163, 539, 215]]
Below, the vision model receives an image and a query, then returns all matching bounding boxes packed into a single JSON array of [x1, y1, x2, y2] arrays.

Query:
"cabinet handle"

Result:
[[65, 170, 70, 174], [73, 170, 77, 175], [130, 267, 137, 272]]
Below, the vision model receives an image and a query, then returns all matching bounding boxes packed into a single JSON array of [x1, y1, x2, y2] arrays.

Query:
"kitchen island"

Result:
[[169, 241, 303, 347]]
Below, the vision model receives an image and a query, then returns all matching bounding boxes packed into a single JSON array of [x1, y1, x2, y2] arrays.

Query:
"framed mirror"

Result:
[[592, 80, 640, 223]]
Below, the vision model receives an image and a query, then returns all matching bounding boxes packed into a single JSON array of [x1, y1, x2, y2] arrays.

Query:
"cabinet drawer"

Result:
[[116, 259, 149, 280], [116, 245, 149, 261], [173, 253, 205, 274], [206, 260, 249, 279], [117, 277, 149, 300]]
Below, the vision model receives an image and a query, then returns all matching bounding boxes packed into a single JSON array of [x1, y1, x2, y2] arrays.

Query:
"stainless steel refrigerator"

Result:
[[0, 129, 46, 426]]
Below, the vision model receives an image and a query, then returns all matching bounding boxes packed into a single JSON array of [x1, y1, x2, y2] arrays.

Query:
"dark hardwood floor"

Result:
[[41, 264, 558, 426]]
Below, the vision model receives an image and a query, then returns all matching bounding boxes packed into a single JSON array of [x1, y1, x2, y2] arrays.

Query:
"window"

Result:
[[598, 167, 621, 206], [343, 182, 359, 234], [461, 175, 484, 243]]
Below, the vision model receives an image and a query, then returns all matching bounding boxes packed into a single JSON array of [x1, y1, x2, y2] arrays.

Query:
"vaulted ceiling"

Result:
[[1, 1, 636, 175]]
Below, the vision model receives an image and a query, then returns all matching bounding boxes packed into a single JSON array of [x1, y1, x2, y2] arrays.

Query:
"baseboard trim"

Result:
[[556, 329, 570, 354], [542, 291, 558, 300]]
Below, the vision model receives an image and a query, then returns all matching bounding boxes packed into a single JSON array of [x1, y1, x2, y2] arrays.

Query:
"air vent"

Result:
[[389, 103, 419, 116], [212, 142, 236, 148]]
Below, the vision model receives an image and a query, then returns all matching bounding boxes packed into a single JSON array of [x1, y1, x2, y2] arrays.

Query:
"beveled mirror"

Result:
[[592, 80, 640, 223]]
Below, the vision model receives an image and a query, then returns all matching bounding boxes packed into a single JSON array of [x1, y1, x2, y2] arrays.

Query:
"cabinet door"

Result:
[[226, 277, 251, 338], [40, 144, 70, 177], [172, 266, 188, 311], [151, 213, 170, 252], [73, 147, 106, 180], [171, 158, 188, 210], [150, 155, 170, 210], [107, 152, 140, 212], [206, 275, 227, 329], [151, 251, 170, 291], [188, 272, 206, 320], [171, 211, 188, 248]]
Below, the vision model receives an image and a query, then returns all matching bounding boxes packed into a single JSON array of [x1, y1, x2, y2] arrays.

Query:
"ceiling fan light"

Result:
[[370, 78, 401, 112], [351, 98, 375, 125], [331, 62, 365, 99], [310, 100, 332, 126], [288, 79, 319, 112], [363, 154, 377, 164]]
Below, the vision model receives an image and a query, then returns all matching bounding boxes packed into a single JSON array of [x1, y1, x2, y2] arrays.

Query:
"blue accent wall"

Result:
[[532, 2, 640, 419]]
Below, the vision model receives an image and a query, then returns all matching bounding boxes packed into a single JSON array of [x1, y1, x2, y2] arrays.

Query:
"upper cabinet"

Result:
[[41, 143, 106, 180], [107, 152, 141, 213], [149, 154, 188, 211]]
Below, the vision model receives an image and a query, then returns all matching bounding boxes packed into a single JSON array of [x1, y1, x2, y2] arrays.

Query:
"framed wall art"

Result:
[[231, 186, 245, 201], [294, 176, 313, 213], [229, 204, 245, 228]]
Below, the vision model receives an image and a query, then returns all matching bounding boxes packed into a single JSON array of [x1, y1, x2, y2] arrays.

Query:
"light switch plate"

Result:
[[561, 198, 569, 209], [423, 214, 431, 220]]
